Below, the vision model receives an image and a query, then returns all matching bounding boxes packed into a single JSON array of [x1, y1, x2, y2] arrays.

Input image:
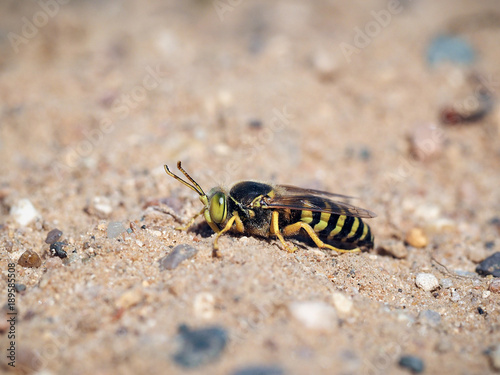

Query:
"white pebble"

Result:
[[10, 199, 41, 226], [332, 292, 353, 318], [93, 196, 113, 216], [193, 292, 215, 320], [415, 273, 439, 292], [450, 288, 461, 302], [289, 301, 338, 331], [439, 278, 453, 289]]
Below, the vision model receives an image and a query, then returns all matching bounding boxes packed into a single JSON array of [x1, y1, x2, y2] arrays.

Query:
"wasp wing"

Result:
[[278, 185, 355, 200], [263, 194, 376, 219]]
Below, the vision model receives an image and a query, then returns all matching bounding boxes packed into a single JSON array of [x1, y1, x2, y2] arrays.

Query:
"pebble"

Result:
[[289, 301, 338, 331], [49, 242, 68, 258], [415, 273, 439, 292], [405, 228, 428, 248], [10, 199, 41, 226], [45, 228, 63, 244], [439, 278, 453, 289], [489, 344, 500, 371], [311, 49, 339, 81], [88, 196, 113, 217], [193, 292, 215, 320], [450, 288, 461, 302], [378, 239, 408, 259], [476, 252, 500, 277], [107, 221, 126, 238], [466, 245, 486, 263], [231, 365, 284, 375], [398, 354, 425, 373], [159, 244, 198, 270], [173, 324, 228, 368], [489, 279, 500, 293], [14, 284, 26, 293], [408, 122, 443, 162], [18, 250, 42, 268], [427, 34, 475, 66], [115, 289, 143, 309], [417, 309, 441, 327], [332, 292, 353, 319]]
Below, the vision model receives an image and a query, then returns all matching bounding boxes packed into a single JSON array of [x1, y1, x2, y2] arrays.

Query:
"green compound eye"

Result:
[[209, 192, 227, 224]]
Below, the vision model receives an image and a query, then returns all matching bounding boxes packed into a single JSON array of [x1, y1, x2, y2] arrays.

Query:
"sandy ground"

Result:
[[1, 0, 500, 374]]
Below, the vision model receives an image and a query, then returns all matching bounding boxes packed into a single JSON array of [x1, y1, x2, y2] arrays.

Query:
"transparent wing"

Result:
[[264, 189, 376, 219]]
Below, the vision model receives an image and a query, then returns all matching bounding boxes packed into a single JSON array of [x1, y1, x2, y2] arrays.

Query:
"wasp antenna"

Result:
[[164, 162, 206, 197]]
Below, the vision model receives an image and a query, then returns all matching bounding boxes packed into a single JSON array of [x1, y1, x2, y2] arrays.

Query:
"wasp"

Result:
[[164, 161, 375, 255]]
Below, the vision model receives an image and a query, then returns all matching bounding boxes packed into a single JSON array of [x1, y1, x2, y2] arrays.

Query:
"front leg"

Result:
[[212, 213, 244, 256]]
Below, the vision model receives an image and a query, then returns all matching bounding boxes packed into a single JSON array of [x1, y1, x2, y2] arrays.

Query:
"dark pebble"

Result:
[[18, 250, 42, 268], [477, 306, 485, 315], [476, 252, 500, 277], [232, 365, 285, 375], [14, 284, 26, 293], [485, 241, 495, 250], [159, 244, 198, 270], [50, 242, 68, 259], [173, 324, 228, 368], [45, 228, 63, 244], [248, 118, 263, 129], [398, 355, 424, 374]]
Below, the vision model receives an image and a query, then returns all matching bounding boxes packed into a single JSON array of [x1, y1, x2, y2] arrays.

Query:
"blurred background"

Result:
[[1, 0, 500, 373]]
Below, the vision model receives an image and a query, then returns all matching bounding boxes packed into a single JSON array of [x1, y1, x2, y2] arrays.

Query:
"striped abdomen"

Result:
[[300, 210, 374, 249]]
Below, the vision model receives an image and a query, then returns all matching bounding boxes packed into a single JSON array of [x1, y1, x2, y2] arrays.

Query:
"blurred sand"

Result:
[[1, 0, 500, 374]]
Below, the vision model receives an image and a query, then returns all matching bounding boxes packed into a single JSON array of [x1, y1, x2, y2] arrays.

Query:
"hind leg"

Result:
[[282, 221, 360, 253]]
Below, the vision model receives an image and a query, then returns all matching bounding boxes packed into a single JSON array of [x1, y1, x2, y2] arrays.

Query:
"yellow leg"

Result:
[[270, 211, 297, 253], [175, 207, 206, 231], [213, 213, 244, 250], [282, 221, 360, 254]]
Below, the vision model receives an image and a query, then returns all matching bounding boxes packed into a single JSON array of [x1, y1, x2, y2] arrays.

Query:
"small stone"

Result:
[[405, 228, 428, 248], [45, 228, 63, 244], [417, 309, 441, 327], [50, 242, 67, 259], [476, 252, 500, 277], [62, 252, 80, 265], [332, 292, 353, 319], [427, 34, 475, 66], [311, 49, 339, 81], [488, 344, 500, 371], [14, 284, 26, 293], [10, 199, 41, 226], [439, 278, 453, 289], [86, 196, 113, 218], [408, 122, 443, 162], [107, 221, 126, 238], [173, 324, 228, 368], [398, 354, 424, 373], [466, 245, 486, 263], [159, 244, 198, 270], [18, 250, 42, 268], [415, 273, 439, 292], [450, 288, 461, 302], [193, 292, 215, 320], [116, 289, 143, 309], [289, 301, 338, 331], [378, 239, 408, 258], [489, 279, 500, 293], [231, 365, 284, 375]]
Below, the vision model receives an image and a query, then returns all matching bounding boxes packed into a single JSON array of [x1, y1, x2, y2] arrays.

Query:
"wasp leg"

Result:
[[175, 207, 206, 231], [270, 211, 297, 253], [213, 213, 244, 256], [282, 221, 361, 253]]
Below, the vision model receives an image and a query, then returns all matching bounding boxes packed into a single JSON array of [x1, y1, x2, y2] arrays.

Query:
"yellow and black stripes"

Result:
[[298, 210, 373, 249]]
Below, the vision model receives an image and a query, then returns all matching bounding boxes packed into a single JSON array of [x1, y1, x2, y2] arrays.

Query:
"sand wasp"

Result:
[[164, 162, 375, 254]]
